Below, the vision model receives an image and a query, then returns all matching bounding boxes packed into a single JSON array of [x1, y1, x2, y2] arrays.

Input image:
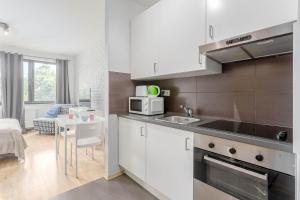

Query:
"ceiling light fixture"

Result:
[[0, 22, 9, 36]]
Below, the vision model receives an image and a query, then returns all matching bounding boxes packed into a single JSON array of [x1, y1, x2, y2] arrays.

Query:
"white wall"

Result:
[[294, 2, 300, 199], [72, 0, 106, 116], [104, 0, 147, 179], [76, 42, 106, 116], [107, 0, 145, 73]]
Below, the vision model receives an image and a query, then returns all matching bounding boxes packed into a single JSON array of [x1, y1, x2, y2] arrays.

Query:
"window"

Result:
[[24, 60, 56, 103]]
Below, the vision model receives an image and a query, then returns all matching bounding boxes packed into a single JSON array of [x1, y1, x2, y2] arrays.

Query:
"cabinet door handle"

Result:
[[153, 62, 157, 74], [140, 126, 144, 137], [185, 137, 191, 151], [198, 51, 203, 65], [209, 25, 214, 40]]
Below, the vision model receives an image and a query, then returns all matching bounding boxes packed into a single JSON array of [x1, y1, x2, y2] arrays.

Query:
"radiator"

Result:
[[25, 108, 38, 129]]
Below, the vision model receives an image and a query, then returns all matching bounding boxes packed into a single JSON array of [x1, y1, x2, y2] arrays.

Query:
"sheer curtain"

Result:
[[0, 52, 24, 126], [56, 59, 71, 104]]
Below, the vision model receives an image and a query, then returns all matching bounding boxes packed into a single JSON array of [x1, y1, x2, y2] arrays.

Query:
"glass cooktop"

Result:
[[199, 120, 292, 143]]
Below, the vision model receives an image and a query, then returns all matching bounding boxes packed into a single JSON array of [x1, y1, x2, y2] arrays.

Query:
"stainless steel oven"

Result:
[[194, 134, 295, 200]]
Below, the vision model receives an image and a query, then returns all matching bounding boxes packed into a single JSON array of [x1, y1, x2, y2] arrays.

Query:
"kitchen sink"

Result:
[[156, 116, 200, 125]]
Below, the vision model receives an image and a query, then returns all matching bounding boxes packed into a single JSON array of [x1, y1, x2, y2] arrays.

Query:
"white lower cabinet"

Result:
[[119, 118, 146, 181], [119, 117, 193, 200], [146, 123, 193, 200]]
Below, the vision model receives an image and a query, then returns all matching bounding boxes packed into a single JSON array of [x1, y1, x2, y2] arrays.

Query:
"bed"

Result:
[[0, 118, 27, 160]]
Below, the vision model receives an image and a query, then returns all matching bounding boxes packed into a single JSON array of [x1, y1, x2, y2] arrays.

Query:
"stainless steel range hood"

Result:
[[199, 22, 293, 64]]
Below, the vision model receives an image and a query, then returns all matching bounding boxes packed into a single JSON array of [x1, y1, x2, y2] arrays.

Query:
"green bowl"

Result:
[[147, 85, 160, 97]]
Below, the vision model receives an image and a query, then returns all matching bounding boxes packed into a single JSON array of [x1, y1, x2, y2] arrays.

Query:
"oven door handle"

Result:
[[204, 155, 268, 181]]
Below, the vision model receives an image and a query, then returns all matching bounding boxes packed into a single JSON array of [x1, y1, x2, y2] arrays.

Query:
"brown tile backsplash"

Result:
[[153, 77, 197, 94], [145, 54, 293, 127], [109, 71, 136, 114], [109, 54, 293, 127], [255, 91, 293, 127], [165, 93, 197, 113], [196, 92, 255, 122], [197, 60, 256, 92], [255, 54, 293, 93]]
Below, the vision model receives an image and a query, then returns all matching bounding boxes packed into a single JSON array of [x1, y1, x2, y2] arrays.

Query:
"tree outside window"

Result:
[[23, 60, 56, 103]]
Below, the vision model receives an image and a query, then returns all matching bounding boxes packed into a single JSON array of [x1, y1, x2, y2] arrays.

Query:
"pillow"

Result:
[[46, 104, 61, 118]]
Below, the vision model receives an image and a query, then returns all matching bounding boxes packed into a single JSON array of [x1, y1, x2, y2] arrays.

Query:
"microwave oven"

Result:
[[129, 97, 164, 115]]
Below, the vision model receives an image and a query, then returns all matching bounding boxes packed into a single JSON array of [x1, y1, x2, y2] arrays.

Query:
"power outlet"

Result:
[[161, 90, 171, 97]]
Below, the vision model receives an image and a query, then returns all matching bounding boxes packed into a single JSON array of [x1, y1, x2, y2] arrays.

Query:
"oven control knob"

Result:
[[229, 148, 236, 154], [208, 143, 215, 149], [255, 154, 264, 162]]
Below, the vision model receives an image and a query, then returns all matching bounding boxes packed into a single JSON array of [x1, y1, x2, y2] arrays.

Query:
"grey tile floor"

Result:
[[50, 175, 158, 200]]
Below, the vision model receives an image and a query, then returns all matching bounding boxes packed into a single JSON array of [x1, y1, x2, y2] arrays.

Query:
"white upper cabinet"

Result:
[[131, 0, 298, 79], [131, 3, 160, 79], [206, 0, 298, 42], [131, 0, 221, 80], [158, 0, 210, 75]]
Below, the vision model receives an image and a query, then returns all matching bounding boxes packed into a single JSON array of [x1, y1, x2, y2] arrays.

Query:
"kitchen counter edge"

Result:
[[118, 113, 293, 153]]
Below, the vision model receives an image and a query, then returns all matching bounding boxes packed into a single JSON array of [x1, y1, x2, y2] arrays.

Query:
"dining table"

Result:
[[55, 115, 105, 175]]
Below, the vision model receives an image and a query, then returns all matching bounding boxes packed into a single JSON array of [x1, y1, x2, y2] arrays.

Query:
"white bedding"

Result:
[[0, 118, 27, 160]]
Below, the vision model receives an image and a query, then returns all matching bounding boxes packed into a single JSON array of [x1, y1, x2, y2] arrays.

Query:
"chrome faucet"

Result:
[[180, 105, 193, 117]]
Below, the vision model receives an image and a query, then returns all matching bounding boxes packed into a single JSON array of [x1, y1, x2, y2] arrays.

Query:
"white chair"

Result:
[[55, 127, 75, 160], [55, 116, 76, 160], [70, 122, 103, 178]]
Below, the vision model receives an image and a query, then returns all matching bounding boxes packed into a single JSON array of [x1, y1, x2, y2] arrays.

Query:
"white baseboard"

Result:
[[104, 170, 124, 180]]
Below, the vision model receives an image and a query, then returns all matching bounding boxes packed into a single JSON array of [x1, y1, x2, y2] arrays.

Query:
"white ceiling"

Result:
[[0, 0, 105, 55], [132, 0, 159, 8]]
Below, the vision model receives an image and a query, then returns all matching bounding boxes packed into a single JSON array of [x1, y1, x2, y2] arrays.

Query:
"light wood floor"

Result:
[[0, 131, 105, 200]]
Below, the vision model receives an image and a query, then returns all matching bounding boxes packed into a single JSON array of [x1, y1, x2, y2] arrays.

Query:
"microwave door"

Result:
[[130, 99, 142, 112], [150, 99, 163, 113]]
